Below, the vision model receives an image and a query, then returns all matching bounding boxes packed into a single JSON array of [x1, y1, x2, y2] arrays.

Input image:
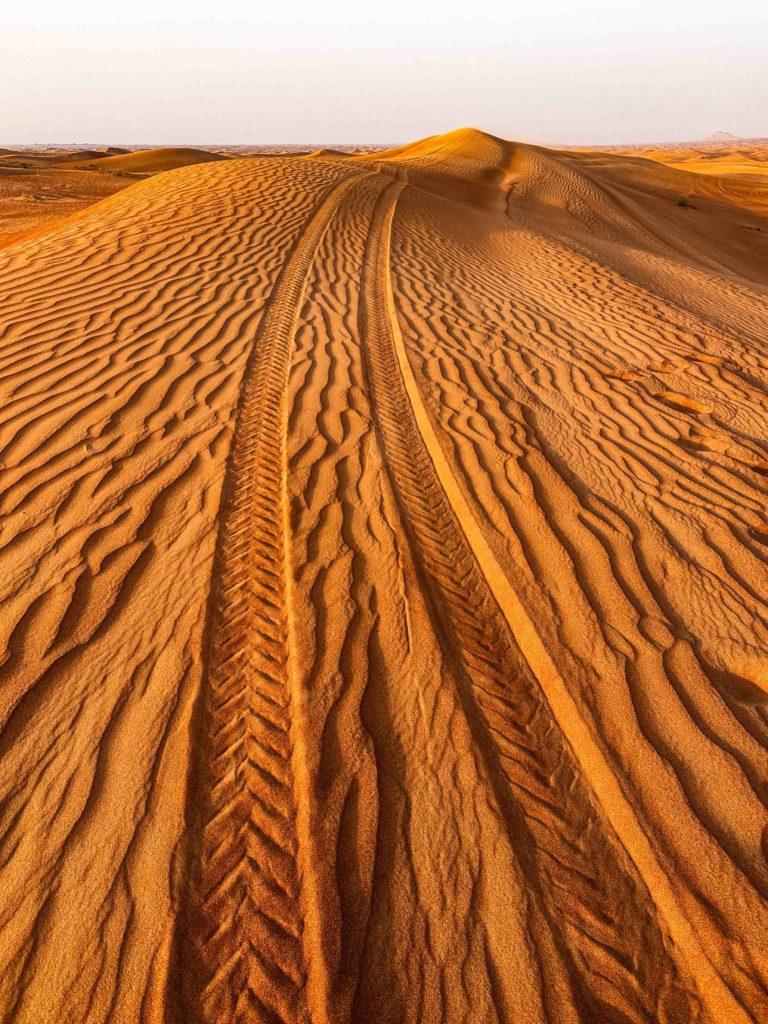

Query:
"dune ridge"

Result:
[[0, 131, 766, 1023]]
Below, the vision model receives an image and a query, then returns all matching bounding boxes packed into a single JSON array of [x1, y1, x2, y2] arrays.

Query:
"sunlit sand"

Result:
[[0, 127, 766, 1023]]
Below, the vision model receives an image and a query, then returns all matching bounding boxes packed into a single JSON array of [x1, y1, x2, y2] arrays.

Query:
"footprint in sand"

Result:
[[657, 390, 712, 415]]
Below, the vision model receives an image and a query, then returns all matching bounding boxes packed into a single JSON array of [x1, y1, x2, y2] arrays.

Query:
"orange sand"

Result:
[[0, 128, 766, 1024]]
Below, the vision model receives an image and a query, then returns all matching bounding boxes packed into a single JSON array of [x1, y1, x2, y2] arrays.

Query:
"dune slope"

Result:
[[0, 131, 766, 1024]]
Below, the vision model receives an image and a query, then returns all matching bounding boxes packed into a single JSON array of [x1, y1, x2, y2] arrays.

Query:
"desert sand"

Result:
[[0, 127, 766, 1023]]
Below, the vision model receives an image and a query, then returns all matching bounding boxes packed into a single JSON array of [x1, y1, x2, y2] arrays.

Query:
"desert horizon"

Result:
[[4, 126, 768, 148]]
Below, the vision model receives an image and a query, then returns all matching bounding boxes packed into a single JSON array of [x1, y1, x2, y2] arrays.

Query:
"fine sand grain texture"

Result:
[[0, 129, 766, 1023]]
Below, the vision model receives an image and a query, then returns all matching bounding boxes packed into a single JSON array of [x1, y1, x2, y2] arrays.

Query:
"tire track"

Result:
[[0, 158, 351, 1024], [173, 167, 372, 1024], [358, 176, 591, 1021], [365, 172, 753, 1024]]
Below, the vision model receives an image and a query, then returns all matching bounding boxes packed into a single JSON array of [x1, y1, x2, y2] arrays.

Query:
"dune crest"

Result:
[[0, 130, 766, 1023]]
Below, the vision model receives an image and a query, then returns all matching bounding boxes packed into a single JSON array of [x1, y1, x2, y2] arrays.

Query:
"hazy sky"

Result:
[[3, 0, 767, 145]]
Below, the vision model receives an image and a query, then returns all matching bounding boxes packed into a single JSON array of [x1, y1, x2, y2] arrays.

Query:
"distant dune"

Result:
[[305, 147, 350, 159], [590, 132, 768, 186], [0, 128, 766, 1024], [50, 149, 117, 164], [618, 143, 768, 184], [61, 146, 229, 173], [651, 148, 768, 182]]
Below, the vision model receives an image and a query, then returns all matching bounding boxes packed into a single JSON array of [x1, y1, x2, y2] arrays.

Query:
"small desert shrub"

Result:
[[675, 194, 693, 208]]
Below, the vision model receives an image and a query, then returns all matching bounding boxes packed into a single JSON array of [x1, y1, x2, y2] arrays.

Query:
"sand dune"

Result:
[[50, 150, 120, 164], [0, 150, 122, 168], [60, 147, 229, 173], [305, 148, 350, 160], [636, 147, 768, 188], [594, 140, 768, 193], [0, 129, 766, 1023]]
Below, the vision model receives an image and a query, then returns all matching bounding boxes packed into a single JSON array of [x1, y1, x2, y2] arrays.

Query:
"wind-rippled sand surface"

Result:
[[0, 128, 766, 1023]]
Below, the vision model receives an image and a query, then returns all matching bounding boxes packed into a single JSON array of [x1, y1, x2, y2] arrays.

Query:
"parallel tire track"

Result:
[[173, 167, 372, 1024]]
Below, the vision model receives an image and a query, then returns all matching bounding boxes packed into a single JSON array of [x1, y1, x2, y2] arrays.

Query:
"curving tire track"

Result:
[[355, 172, 753, 1024]]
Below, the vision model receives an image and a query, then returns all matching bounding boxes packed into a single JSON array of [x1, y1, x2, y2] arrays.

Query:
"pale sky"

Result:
[[3, 0, 766, 145]]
